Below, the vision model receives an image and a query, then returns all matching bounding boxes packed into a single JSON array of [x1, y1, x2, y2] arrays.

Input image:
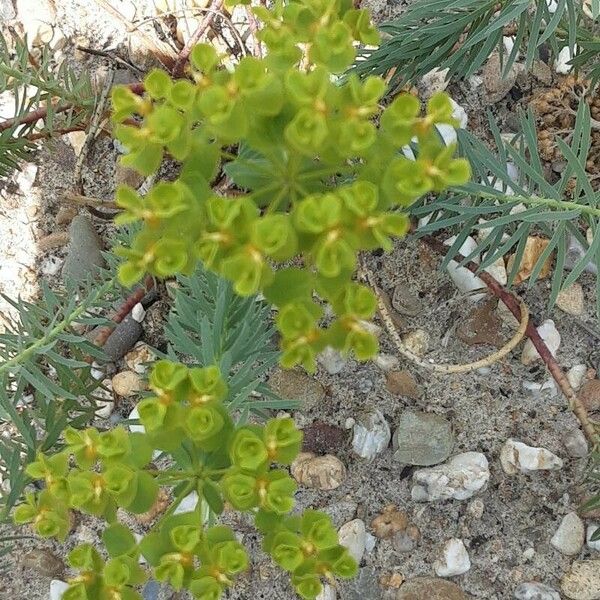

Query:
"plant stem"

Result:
[[422, 235, 599, 444], [0, 279, 115, 376], [463, 188, 600, 218]]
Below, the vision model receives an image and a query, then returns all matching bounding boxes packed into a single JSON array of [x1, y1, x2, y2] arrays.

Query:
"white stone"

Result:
[[365, 533, 377, 553], [522, 378, 558, 398], [450, 98, 468, 129], [467, 498, 485, 519], [50, 580, 69, 600], [128, 406, 145, 434], [521, 320, 561, 365], [546, 0, 559, 12], [551, 512, 585, 556], [434, 538, 471, 577], [522, 548, 536, 561], [318, 346, 347, 374], [555, 45, 578, 74], [374, 353, 400, 372], [485, 256, 508, 285], [587, 524, 600, 551], [568, 365, 588, 391], [566, 235, 598, 275], [436, 124, 457, 146], [411, 452, 490, 502], [503, 36, 517, 56], [419, 68, 450, 99], [96, 400, 114, 419], [316, 583, 337, 600], [562, 429, 589, 458], [91, 361, 104, 381], [338, 519, 367, 563], [131, 302, 146, 323], [352, 409, 391, 460], [514, 582, 560, 600], [500, 439, 563, 474], [344, 417, 355, 430], [444, 236, 487, 301], [173, 492, 209, 523]]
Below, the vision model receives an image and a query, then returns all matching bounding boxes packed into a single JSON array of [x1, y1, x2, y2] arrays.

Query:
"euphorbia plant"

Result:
[[14, 361, 356, 599], [111, 0, 469, 371]]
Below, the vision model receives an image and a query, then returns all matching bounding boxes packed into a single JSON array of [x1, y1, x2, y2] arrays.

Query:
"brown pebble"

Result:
[[115, 164, 145, 190], [579, 379, 600, 412], [22, 549, 64, 578], [371, 504, 408, 539], [38, 231, 70, 251], [302, 421, 347, 455], [385, 370, 421, 399], [380, 572, 405, 589], [56, 206, 78, 225]]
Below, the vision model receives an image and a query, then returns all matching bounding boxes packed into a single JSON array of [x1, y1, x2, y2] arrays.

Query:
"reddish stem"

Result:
[[93, 275, 155, 347], [172, 0, 225, 77], [422, 235, 597, 443]]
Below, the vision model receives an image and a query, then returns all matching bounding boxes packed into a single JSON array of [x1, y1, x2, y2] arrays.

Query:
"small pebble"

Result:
[[521, 320, 561, 365], [352, 409, 391, 460], [291, 452, 346, 490], [112, 371, 144, 397], [385, 370, 421, 398], [338, 519, 367, 563], [374, 353, 400, 372], [393, 411, 454, 466], [562, 429, 589, 458], [50, 580, 69, 600], [467, 499, 485, 519], [418, 67, 450, 100], [392, 524, 421, 553], [500, 439, 563, 474], [561, 559, 600, 599], [556, 284, 584, 316], [514, 582, 560, 600], [316, 583, 336, 600], [131, 302, 146, 323], [567, 365, 588, 391], [587, 524, 600, 551], [551, 512, 585, 556], [579, 379, 600, 412], [318, 346, 347, 374], [412, 452, 490, 501], [391, 284, 423, 316], [124, 342, 156, 375], [434, 538, 471, 577], [402, 329, 429, 357], [269, 369, 325, 411], [522, 548, 536, 561], [22, 549, 64, 578]]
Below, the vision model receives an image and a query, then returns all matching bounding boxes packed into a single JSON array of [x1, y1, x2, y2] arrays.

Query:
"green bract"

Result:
[[110, 0, 469, 372], [14, 361, 352, 599]]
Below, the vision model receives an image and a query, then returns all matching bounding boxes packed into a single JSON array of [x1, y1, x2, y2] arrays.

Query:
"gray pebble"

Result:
[[393, 411, 454, 466], [62, 216, 105, 286], [344, 567, 381, 600], [102, 314, 143, 361]]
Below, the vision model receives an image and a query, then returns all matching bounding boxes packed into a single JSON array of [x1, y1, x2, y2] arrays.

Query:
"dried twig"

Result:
[[73, 68, 115, 194], [421, 235, 598, 444], [0, 103, 72, 133], [172, 0, 225, 77], [359, 258, 529, 374]]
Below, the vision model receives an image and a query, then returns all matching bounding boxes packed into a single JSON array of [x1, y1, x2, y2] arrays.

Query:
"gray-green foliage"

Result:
[[412, 102, 600, 313], [353, 0, 590, 89], [0, 31, 95, 177], [164, 269, 294, 419]]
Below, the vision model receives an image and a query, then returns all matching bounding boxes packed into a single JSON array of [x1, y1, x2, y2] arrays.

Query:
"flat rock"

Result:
[[500, 439, 563, 474], [562, 429, 589, 458], [391, 285, 423, 316], [514, 582, 561, 600], [352, 409, 391, 460], [269, 369, 325, 410], [385, 370, 421, 398], [561, 560, 600, 599], [397, 577, 469, 599], [556, 284, 585, 316], [112, 370, 144, 397], [411, 452, 490, 501], [50, 580, 69, 600], [402, 329, 429, 357], [318, 346, 347, 374], [22, 549, 64, 578], [62, 215, 105, 286], [393, 411, 454, 466], [482, 52, 522, 103], [579, 380, 600, 412], [338, 519, 367, 563], [551, 512, 585, 556], [345, 567, 380, 600]]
